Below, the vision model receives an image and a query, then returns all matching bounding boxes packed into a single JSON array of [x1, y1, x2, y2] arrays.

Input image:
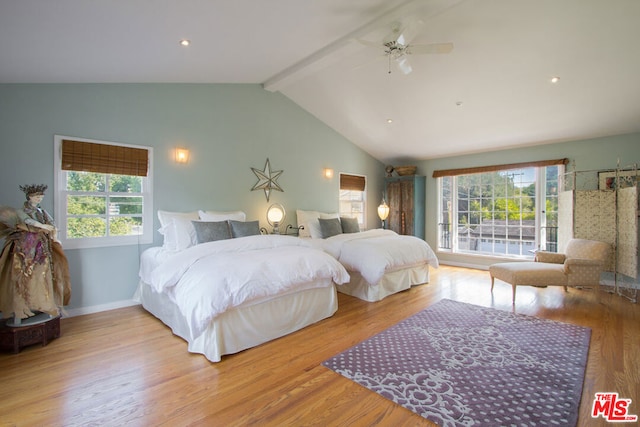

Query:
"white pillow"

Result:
[[159, 218, 198, 251], [296, 210, 319, 238], [157, 210, 199, 250], [157, 210, 199, 228], [297, 210, 339, 238], [198, 210, 246, 222]]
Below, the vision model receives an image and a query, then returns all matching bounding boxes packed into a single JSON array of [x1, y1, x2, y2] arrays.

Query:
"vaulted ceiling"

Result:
[[2, 0, 639, 163]]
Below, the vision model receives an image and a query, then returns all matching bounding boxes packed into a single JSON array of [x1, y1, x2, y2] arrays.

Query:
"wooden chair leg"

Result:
[[512, 285, 516, 304], [490, 276, 495, 292]]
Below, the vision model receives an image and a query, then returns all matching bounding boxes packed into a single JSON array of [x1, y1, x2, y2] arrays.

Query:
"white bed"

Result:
[[310, 229, 439, 302], [135, 233, 349, 362]]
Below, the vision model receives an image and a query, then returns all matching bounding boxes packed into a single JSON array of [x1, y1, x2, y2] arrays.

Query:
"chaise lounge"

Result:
[[489, 238, 612, 303]]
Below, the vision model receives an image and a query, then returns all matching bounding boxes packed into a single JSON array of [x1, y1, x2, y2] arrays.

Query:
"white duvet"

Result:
[[317, 229, 439, 285], [143, 235, 350, 338]]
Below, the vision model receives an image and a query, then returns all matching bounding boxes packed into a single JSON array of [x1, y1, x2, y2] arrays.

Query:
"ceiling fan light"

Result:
[[396, 56, 412, 75]]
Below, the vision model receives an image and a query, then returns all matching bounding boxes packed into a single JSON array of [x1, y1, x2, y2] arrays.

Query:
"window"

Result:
[[54, 135, 153, 249], [339, 173, 366, 228], [436, 159, 565, 258]]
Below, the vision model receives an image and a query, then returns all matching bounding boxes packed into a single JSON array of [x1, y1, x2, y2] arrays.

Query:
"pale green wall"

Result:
[[2, 83, 637, 312], [419, 133, 640, 269], [0, 84, 384, 313]]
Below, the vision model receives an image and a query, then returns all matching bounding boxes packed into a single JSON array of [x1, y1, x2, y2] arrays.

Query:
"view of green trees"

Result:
[[441, 167, 559, 227], [439, 166, 561, 254], [66, 172, 143, 238]]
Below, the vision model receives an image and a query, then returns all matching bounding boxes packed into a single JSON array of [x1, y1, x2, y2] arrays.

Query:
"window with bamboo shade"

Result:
[[54, 135, 153, 249], [339, 173, 366, 228]]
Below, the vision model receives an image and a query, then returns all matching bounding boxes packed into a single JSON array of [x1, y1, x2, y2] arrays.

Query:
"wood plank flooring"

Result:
[[1, 265, 638, 426]]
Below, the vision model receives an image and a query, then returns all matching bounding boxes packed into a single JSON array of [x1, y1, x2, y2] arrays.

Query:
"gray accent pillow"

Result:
[[340, 217, 360, 234], [318, 217, 343, 238], [192, 221, 231, 243], [229, 220, 260, 238]]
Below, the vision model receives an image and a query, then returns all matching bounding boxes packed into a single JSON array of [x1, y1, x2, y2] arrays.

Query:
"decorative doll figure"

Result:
[[0, 184, 71, 325]]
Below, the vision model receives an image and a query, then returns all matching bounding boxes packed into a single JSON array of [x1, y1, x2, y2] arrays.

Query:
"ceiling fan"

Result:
[[359, 21, 453, 75]]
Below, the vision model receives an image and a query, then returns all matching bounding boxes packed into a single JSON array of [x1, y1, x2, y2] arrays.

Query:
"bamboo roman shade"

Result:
[[61, 139, 149, 177], [432, 158, 569, 178], [340, 174, 366, 191]]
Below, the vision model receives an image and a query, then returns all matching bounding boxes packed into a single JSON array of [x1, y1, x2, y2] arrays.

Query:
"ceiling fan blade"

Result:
[[406, 42, 454, 55], [389, 17, 425, 46], [396, 32, 407, 46], [357, 38, 386, 50], [396, 56, 412, 75]]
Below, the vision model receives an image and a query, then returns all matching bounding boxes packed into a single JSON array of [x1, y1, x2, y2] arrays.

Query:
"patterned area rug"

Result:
[[322, 299, 590, 427]]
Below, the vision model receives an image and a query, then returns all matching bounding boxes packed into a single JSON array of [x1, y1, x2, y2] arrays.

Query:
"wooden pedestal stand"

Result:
[[0, 314, 61, 354]]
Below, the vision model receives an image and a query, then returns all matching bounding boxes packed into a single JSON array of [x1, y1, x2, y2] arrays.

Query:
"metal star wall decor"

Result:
[[251, 158, 283, 202]]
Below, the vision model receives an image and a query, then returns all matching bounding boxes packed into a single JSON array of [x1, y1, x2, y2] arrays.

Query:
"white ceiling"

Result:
[[2, 0, 639, 164]]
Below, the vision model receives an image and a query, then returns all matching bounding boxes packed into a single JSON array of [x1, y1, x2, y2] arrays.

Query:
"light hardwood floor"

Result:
[[1, 265, 638, 426]]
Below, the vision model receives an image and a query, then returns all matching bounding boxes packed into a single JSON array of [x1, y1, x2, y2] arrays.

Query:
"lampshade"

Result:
[[267, 203, 286, 225], [377, 199, 390, 221], [323, 168, 334, 179]]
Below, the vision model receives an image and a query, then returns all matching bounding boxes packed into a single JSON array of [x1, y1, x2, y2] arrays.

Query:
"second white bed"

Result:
[[313, 229, 439, 302]]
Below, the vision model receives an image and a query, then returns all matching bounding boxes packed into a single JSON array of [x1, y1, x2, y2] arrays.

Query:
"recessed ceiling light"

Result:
[[550, 76, 560, 83], [387, 119, 393, 124], [179, 39, 191, 47]]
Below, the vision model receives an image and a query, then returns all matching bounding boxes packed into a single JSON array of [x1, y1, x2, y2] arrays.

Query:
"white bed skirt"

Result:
[[336, 264, 431, 302], [134, 280, 338, 362]]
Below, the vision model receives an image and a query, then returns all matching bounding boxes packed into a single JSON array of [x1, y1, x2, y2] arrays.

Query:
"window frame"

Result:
[[437, 164, 563, 259], [54, 135, 154, 249]]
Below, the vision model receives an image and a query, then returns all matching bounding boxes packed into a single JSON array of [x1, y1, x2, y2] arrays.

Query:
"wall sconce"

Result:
[[267, 203, 286, 234], [323, 168, 334, 179], [175, 148, 190, 163], [377, 197, 390, 229]]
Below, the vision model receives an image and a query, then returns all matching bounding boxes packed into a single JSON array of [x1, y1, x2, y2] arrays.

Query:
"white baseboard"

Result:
[[439, 260, 490, 271], [64, 299, 140, 318]]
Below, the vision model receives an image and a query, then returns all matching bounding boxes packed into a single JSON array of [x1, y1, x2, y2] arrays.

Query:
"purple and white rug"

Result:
[[322, 299, 590, 427]]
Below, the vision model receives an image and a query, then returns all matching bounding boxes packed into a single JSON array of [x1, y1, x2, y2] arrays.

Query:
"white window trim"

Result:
[[53, 135, 154, 250]]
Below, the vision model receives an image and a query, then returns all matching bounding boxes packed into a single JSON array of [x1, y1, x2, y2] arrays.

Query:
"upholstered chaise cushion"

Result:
[[490, 262, 567, 287], [534, 251, 565, 264], [565, 238, 611, 261]]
